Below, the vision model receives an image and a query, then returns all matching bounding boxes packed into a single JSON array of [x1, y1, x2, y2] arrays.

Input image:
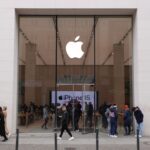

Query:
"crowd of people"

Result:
[[19, 102, 54, 126], [99, 102, 144, 138], [19, 100, 144, 139], [56, 101, 144, 140], [0, 106, 9, 142], [0, 100, 145, 142], [56, 100, 94, 131]]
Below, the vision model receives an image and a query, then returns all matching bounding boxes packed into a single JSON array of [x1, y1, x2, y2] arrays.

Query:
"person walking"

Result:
[[57, 106, 74, 141], [0, 107, 8, 142], [132, 106, 144, 137]]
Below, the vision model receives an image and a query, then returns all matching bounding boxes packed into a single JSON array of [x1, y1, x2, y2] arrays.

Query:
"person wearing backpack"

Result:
[[109, 105, 118, 138]]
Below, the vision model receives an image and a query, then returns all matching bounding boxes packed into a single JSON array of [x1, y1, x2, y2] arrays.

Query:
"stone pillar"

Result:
[[113, 44, 125, 109], [25, 43, 36, 105]]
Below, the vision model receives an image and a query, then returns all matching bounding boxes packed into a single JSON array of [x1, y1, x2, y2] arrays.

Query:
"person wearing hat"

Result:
[[123, 105, 132, 135]]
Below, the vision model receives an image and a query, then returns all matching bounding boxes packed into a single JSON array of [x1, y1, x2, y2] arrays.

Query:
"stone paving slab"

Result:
[[0, 132, 150, 150]]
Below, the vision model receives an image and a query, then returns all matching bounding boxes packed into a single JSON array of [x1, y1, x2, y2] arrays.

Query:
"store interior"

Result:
[[18, 16, 132, 133]]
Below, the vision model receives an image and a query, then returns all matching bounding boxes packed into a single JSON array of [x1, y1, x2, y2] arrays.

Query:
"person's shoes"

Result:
[[113, 135, 118, 138], [139, 135, 142, 138], [7, 133, 11, 138], [135, 135, 142, 138], [2, 138, 8, 142], [57, 137, 62, 140], [68, 137, 74, 141], [110, 135, 117, 138]]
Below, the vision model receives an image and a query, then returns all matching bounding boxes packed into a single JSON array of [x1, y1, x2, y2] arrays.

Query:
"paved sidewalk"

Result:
[[0, 132, 150, 150]]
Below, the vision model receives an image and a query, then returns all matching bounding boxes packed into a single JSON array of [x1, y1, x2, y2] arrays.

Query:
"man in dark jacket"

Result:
[[0, 107, 8, 142], [57, 106, 74, 141], [132, 106, 144, 137]]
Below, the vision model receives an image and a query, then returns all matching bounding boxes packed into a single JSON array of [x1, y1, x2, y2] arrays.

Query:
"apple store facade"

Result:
[[1, 0, 150, 136], [17, 15, 133, 133]]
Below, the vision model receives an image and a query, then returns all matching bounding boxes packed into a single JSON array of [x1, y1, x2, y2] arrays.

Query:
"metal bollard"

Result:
[[54, 132, 57, 150], [137, 129, 140, 150], [15, 129, 19, 150], [96, 128, 99, 150]]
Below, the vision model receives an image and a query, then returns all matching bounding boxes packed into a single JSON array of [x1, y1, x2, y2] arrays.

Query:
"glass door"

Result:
[[55, 16, 96, 132], [55, 83, 95, 133]]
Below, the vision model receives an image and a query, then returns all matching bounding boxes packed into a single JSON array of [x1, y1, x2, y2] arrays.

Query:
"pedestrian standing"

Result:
[[132, 106, 144, 137], [87, 102, 93, 128], [105, 106, 111, 135], [109, 105, 118, 138], [3, 106, 9, 136], [57, 106, 74, 140], [123, 105, 132, 135], [41, 105, 49, 129]]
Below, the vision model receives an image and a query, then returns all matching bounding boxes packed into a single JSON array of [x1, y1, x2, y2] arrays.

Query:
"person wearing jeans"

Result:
[[132, 106, 144, 137], [137, 122, 143, 136], [109, 105, 118, 138]]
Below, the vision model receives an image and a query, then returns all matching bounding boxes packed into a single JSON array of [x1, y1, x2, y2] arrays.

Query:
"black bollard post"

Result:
[[137, 129, 140, 150], [96, 128, 99, 150], [15, 129, 19, 150], [55, 132, 57, 150]]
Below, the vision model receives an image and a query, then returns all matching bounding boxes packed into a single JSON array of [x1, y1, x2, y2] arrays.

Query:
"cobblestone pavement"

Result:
[[0, 132, 150, 150]]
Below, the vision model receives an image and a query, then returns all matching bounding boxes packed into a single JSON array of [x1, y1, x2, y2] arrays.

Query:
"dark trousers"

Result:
[[86, 114, 93, 128], [124, 121, 131, 135], [3, 133, 8, 140], [0, 125, 8, 140], [74, 115, 80, 130], [110, 118, 117, 135], [60, 124, 72, 137], [68, 114, 73, 127]]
